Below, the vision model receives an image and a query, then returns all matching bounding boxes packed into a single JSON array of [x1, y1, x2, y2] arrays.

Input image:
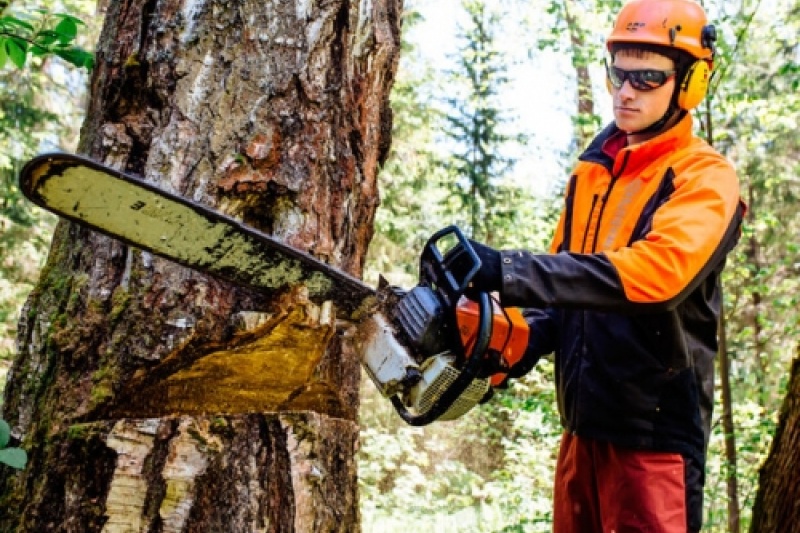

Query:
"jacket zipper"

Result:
[[590, 179, 616, 253], [580, 194, 599, 253]]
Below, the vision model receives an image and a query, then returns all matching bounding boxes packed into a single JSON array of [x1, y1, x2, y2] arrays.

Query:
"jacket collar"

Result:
[[580, 114, 695, 179]]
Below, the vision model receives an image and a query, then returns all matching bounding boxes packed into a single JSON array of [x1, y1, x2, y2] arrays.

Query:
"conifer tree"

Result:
[[441, 0, 521, 243]]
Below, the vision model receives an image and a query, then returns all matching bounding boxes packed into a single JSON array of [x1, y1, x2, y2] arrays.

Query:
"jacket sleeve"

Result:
[[505, 307, 559, 379], [498, 157, 744, 313]]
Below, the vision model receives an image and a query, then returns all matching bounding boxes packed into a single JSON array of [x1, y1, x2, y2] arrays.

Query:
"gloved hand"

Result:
[[448, 239, 502, 296]]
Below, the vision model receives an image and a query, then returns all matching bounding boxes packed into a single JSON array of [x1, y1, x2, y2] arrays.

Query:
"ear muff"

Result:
[[678, 59, 712, 110]]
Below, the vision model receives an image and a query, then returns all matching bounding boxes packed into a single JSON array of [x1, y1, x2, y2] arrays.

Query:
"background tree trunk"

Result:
[[0, 0, 402, 530], [749, 348, 800, 533], [718, 306, 741, 533]]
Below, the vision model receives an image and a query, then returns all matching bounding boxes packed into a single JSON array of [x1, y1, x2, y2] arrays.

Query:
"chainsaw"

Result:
[[19, 153, 530, 425]]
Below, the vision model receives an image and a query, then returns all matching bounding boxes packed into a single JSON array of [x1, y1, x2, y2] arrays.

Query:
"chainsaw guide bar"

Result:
[[20, 152, 377, 317]]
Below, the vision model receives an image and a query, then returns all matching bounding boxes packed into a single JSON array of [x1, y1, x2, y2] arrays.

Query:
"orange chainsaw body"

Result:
[[455, 297, 529, 386]]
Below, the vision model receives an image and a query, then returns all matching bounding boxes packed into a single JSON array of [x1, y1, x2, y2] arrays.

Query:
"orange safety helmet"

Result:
[[606, 0, 717, 110], [606, 0, 715, 60]]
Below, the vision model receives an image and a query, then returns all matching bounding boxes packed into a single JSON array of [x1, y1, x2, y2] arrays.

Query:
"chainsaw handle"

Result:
[[391, 290, 493, 427], [419, 225, 481, 308]]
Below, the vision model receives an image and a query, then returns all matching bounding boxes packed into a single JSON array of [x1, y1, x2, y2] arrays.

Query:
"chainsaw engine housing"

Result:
[[391, 285, 451, 357], [359, 227, 529, 425]]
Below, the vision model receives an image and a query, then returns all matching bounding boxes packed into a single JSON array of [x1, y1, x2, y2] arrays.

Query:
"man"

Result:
[[453, 0, 745, 531]]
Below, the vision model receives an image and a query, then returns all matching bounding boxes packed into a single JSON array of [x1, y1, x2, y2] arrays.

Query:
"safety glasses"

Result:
[[604, 59, 676, 91]]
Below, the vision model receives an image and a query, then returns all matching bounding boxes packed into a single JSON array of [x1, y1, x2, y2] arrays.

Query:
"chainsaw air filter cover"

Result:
[[407, 354, 490, 421]]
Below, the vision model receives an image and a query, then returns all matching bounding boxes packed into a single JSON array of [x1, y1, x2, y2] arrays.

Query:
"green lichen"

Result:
[[209, 417, 233, 438], [124, 53, 140, 68], [109, 287, 131, 324], [66, 422, 103, 441], [88, 364, 116, 411], [186, 426, 208, 447]]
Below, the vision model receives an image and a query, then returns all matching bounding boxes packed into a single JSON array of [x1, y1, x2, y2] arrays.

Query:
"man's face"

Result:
[[611, 49, 676, 136]]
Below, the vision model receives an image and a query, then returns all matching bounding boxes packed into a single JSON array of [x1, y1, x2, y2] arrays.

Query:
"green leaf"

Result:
[[0, 419, 9, 448], [0, 15, 35, 33], [30, 44, 48, 57], [53, 13, 86, 27], [0, 37, 7, 69], [54, 16, 78, 44], [34, 29, 61, 47], [5, 37, 28, 69], [0, 448, 27, 470], [55, 47, 94, 70]]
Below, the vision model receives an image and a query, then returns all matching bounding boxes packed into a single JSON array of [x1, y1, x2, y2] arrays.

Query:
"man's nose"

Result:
[[618, 79, 637, 99]]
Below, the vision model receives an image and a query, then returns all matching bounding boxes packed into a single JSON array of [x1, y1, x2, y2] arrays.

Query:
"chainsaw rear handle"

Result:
[[391, 289, 493, 427], [418, 225, 482, 309]]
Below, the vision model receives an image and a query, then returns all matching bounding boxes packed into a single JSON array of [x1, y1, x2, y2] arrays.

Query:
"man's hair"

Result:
[[610, 42, 688, 65]]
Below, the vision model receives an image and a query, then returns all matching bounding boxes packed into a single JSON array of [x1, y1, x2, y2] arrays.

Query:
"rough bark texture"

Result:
[[0, 0, 402, 530], [750, 351, 800, 533]]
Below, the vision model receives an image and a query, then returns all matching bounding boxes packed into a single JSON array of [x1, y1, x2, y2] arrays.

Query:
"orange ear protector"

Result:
[[677, 24, 716, 110]]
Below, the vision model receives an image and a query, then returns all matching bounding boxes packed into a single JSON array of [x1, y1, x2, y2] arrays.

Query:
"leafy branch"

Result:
[[0, 419, 26, 470], [0, 10, 93, 70]]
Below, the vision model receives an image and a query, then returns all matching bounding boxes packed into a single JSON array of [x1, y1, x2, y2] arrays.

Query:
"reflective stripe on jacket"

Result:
[[499, 114, 745, 468]]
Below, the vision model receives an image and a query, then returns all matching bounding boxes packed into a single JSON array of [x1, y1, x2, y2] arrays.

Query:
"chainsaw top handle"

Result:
[[418, 225, 481, 309]]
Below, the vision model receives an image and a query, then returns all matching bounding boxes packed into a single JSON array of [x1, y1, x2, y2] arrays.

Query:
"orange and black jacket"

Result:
[[498, 114, 744, 478]]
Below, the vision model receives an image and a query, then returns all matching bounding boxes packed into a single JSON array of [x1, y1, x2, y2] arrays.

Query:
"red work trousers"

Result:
[[553, 432, 689, 533]]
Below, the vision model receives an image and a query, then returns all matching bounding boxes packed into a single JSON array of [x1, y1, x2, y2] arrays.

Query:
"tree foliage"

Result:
[[0, 9, 93, 70], [710, 0, 800, 530], [364, 7, 451, 288], [0, 418, 25, 469], [0, 0, 95, 361], [360, 2, 562, 531], [439, 0, 527, 243]]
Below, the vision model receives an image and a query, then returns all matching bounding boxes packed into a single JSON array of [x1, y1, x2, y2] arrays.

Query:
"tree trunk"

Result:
[[562, 0, 595, 151], [718, 304, 741, 533], [750, 349, 800, 533], [0, 0, 402, 531]]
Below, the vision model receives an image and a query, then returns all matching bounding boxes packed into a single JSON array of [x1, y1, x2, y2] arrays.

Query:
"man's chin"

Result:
[[614, 117, 642, 134]]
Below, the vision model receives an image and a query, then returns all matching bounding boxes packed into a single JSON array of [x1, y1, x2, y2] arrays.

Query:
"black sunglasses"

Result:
[[604, 59, 676, 91]]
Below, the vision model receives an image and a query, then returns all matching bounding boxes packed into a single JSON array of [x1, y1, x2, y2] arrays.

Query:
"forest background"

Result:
[[0, 0, 797, 531]]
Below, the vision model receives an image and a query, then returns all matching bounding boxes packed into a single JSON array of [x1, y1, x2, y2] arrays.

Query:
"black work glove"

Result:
[[447, 239, 502, 296], [467, 239, 502, 294]]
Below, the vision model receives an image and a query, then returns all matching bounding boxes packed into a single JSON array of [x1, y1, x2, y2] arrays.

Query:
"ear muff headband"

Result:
[[677, 59, 711, 110]]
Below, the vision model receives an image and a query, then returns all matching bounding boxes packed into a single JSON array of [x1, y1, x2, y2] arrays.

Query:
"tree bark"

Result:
[[750, 348, 800, 533], [0, 0, 402, 531]]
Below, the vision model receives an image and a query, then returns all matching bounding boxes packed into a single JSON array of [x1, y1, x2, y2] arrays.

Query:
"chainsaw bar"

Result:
[[20, 152, 376, 316]]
